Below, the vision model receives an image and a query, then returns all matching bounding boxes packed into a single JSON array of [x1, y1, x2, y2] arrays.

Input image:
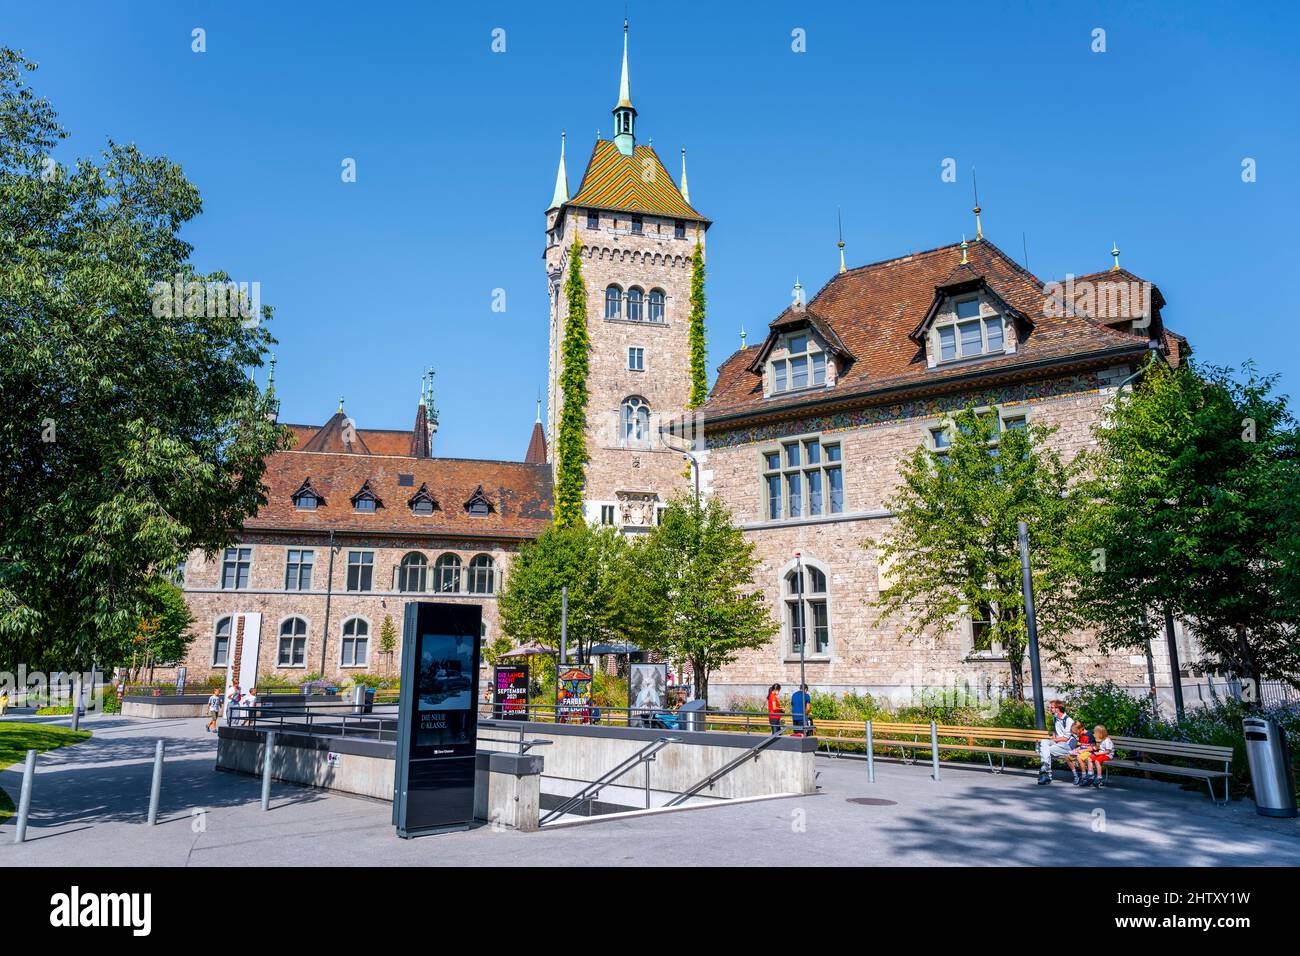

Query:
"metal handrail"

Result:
[[665, 731, 786, 807], [539, 736, 678, 825]]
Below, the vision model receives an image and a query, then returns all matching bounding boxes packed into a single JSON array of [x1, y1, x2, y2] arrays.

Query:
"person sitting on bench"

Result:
[[1078, 725, 1114, 788], [1036, 699, 1076, 785]]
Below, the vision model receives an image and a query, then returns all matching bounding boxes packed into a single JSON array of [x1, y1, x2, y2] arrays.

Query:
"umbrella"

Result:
[[498, 643, 558, 659]]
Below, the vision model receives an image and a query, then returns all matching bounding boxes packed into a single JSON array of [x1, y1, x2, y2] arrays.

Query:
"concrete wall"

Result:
[[122, 696, 212, 718], [506, 721, 817, 799]]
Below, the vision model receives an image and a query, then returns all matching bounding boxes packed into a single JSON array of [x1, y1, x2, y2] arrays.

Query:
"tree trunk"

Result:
[[692, 660, 708, 706], [1008, 656, 1025, 702]]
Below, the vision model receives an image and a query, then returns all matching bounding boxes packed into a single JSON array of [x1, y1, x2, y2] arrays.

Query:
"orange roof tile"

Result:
[[566, 140, 706, 222]]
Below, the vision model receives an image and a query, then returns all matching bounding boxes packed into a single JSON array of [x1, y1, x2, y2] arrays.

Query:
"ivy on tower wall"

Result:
[[553, 234, 591, 527]]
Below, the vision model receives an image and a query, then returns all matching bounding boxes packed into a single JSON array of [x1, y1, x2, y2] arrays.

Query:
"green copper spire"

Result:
[[549, 131, 568, 210], [612, 19, 637, 156]]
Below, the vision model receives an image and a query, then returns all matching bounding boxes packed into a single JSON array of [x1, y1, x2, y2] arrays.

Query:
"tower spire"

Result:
[[549, 131, 568, 210], [1111, 241, 1121, 271], [972, 168, 983, 241], [680, 147, 690, 204], [837, 207, 846, 274], [612, 19, 637, 156]]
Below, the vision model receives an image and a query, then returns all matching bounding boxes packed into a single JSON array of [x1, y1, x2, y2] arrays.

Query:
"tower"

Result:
[[544, 19, 710, 531]]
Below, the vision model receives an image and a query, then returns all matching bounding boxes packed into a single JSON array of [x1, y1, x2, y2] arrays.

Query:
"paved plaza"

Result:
[[1, 715, 1297, 867]]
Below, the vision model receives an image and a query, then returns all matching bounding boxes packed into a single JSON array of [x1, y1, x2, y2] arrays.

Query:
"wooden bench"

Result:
[[1104, 736, 1234, 804]]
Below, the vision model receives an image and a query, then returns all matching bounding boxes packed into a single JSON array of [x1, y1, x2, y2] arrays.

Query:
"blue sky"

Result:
[[8, 1, 1299, 459]]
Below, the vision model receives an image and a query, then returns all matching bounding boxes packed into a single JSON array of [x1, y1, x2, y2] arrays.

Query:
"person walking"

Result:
[[0, 688, 8, 717], [241, 686, 259, 726], [225, 682, 243, 726], [205, 688, 223, 733], [766, 683, 783, 735], [791, 684, 812, 736], [1036, 699, 1076, 785]]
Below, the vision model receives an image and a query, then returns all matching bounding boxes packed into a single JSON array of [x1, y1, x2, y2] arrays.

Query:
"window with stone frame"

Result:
[[221, 547, 252, 589], [785, 564, 830, 656], [467, 554, 495, 594], [768, 332, 830, 396], [434, 553, 462, 593], [932, 296, 1007, 363], [284, 549, 314, 591], [398, 552, 427, 592], [647, 289, 665, 322], [587, 210, 599, 230], [621, 396, 651, 447], [626, 286, 644, 322], [277, 617, 308, 667], [212, 617, 232, 667], [340, 618, 369, 667], [628, 346, 645, 371], [346, 551, 373, 592], [605, 285, 623, 320], [966, 601, 1006, 659], [928, 408, 1028, 461], [761, 436, 843, 520], [673, 220, 686, 239]]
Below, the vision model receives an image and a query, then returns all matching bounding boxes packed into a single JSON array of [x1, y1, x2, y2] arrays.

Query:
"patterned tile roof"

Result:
[[566, 140, 706, 222], [704, 238, 1182, 422]]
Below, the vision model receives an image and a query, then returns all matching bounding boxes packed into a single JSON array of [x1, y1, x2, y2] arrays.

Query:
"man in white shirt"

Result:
[[1037, 699, 1075, 785], [241, 686, 258, 726]]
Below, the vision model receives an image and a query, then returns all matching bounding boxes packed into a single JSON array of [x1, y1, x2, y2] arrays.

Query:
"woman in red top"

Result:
[[767, 683, 783, 735]]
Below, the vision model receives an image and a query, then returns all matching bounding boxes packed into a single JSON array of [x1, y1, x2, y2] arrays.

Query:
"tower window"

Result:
[[600, 505, 616, 526], [631, 215, 643, 235], [605, 285, 623, 320], [587, 210, 599, 230], [628, 347, 645, 371], [674, 220, 686, 239], [621, 396, 651, 448], [648, 289, 665, 322], [626, 287, 644, 322]]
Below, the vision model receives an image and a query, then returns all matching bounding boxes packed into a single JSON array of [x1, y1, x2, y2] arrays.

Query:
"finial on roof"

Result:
[[267, 354, 276, 388], [424, 367, 439, 436], [972, 168, 983, 241], [612, 18, 637, 155], [960, 237, 969, 265], [837, 207, 846, 274], [549, 130, 568, 210], [535, 389, 542, 424], [680, 147, 690, 204], [740, 324, 748, 350], [791, 276, 804, 308], [337, 395, 345, 412], [1111, 242, 1121, 272]]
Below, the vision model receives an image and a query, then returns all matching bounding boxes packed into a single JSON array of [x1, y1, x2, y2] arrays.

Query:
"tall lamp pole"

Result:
[[795, 551, 807, 689], [1017, 521, 1046, 731]]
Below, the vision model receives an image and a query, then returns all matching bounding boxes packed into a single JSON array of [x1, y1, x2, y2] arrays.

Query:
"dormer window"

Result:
[[291, 478, 324, 511], [934, 297, 1006, 363], [770, 333, 829, 395], [408, 482, 439, 516], [464, 485, 494, 517], [350, 479, 382, 514]]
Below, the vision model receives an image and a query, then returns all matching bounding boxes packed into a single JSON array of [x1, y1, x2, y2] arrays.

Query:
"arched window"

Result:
[[398, 552, 427, 592], [648, 289, 665, 322], [277, 617, 308, 667], [341, 618, 369, 667], [604, 285, 623, 320], [621, 396, 651, 447], [626, 286, 644, 322], [435, 553, 462, 593], [213, 617, 231, 667], [468, 554, 495, 594], [784, 563, 830, 656]]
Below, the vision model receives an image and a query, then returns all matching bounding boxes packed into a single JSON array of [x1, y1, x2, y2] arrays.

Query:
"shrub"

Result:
[[1060, 680, 1157, 738]]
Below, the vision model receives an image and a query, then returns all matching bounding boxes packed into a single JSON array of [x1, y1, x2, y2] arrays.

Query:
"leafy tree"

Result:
[[498, 522, 646, 663], [124, 578, 195, 683], [0, 50, 287, 671], [553, 233, 590, 528], [687, 237, 708, 409], [377, 615, 398, 675], [1080, 362, 1300, 691], [636, 496, 777, 704], [871, 408, 1094, 700]]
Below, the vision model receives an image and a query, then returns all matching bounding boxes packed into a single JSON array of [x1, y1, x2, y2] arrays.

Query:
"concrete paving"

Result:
[[1, 714, 1297, 866]]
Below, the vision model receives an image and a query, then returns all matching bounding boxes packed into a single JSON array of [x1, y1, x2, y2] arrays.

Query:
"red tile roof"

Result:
[[704, 238, 1181, 423], [566, 140, 706, 222]]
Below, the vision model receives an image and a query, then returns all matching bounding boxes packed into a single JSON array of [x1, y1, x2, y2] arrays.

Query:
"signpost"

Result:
[[493, 664, 529, 720], [392, 602, 483, 838]]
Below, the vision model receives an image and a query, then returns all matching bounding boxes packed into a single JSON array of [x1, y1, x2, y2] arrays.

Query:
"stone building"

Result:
[[175, 386, 552, 685], [691, 237, 1194, 703], [543, 19, 708, 531]]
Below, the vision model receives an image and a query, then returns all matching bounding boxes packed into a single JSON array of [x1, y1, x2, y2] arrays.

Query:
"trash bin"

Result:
[[677, 699, 707, 733], [1243, 716, 1298, 818]]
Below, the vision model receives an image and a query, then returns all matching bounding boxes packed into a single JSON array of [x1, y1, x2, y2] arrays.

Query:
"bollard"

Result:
[[261, 731, 276, 811], [865, 720, 875, 784], [147, 739, 165, 825], [929, 721, 940, 781], [13, 750, 36, 844], [71, 678, 82, 732]]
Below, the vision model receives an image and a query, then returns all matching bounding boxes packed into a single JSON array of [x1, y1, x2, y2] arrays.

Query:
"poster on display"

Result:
[[493, 664, 529, 720], [393, 602, 482, 838], [556, 666, 593, 723], [629, 662, 668, 712]]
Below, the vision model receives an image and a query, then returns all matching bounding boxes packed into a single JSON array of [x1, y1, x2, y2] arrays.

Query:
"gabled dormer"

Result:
[[407, 482, 439, 516], [290, 477, 324, 511], [350, 479, 383, 514], [748, 305, 854, 399], [464, 485, 494, 517], [912, 264, 1030, 369]]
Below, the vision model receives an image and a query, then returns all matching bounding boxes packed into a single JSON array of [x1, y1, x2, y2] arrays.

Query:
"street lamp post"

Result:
[[1017, 521, 1046, 731], [795, 551, 807, 689]]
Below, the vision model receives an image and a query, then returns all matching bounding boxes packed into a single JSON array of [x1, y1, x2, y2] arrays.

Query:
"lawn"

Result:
[[0, 722, 92, 820]]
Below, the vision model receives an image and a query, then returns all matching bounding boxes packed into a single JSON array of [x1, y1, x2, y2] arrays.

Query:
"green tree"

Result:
[[377, 615, 398, 675], [498, 522, 646, 663], [553, 233, 590, 527], [636, 496, 778, 704], [871, 408, 1094, 700], [687, 237, 708, 409], [124, 578, 195, 683], [0, 50, 287, 671], [1080, 362, 1300, 691]]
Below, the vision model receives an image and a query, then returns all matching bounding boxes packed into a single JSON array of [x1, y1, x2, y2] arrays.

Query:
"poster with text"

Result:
[[557, 666, 593, 723], [493, 664, 529, 720], [416, 632, 475, 747]]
